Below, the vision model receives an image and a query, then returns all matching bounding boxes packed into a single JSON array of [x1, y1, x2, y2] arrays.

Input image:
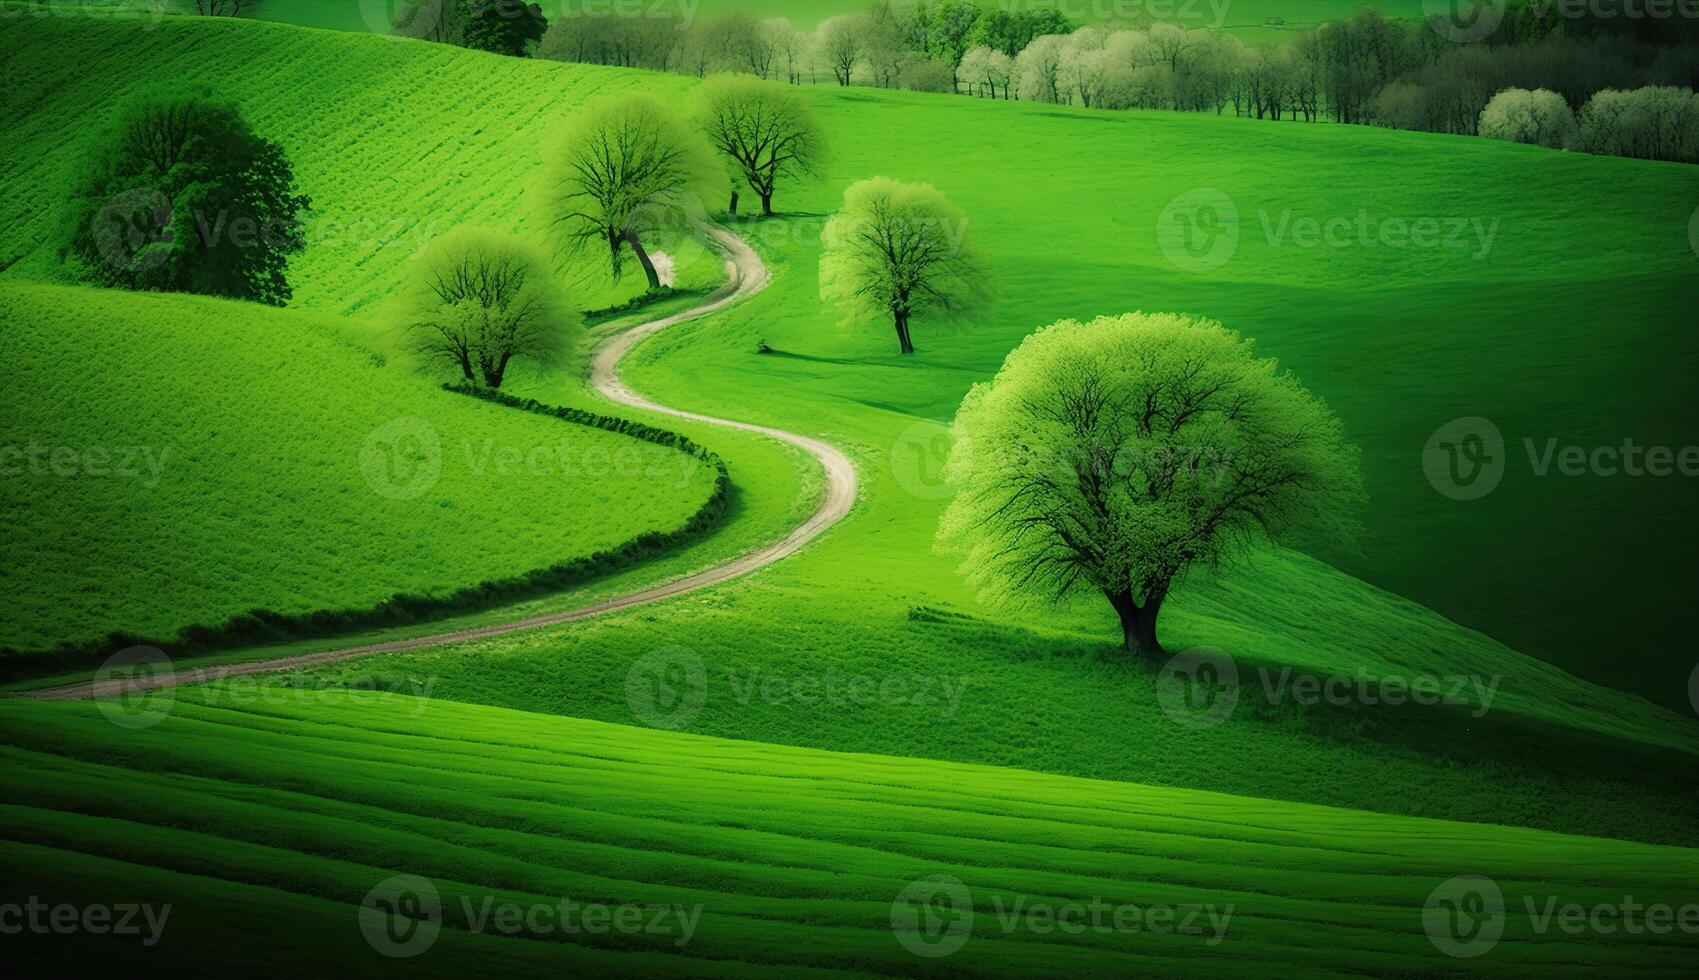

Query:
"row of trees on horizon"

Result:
[[384, 0, 1699, 163]]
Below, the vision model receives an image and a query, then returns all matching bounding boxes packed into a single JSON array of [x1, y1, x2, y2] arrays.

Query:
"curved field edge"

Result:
[[0, 383, 733, 684], [0, 281, 725, 656], [0, 691, 1694, 978]]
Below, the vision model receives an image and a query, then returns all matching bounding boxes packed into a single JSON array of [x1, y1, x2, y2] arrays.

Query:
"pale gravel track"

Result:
[[28, 225, 856, 701]]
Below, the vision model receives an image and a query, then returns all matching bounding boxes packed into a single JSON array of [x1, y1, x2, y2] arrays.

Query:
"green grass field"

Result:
[[4, 690, 1696, 976], [3, 9, 1697, 976], [0, 282, 720, 656], [621, 86, 1699, 712], [8, 16, 1695, 708]]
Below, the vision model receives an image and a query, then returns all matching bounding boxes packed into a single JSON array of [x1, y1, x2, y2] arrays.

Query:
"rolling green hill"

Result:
[[0, 282, 720, 657], [0, 12, 720, 316], [2, 14, 1698, 975], [3, 691, 1695, 977], [2, 15, 1694, 846], [7, 14, 1694, 710]]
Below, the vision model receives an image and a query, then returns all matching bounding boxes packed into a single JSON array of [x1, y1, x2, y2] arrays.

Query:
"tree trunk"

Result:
[[729, 189, 739, 217], [894, 311, 915, 355], [759, 191, 774, 216], [1106, 588, 1165, 657], [625, 230, 661, 291]]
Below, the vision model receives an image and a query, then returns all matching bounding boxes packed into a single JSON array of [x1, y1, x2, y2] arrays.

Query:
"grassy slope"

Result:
[[0, 14, 721, 316], [623, 86, 1699, 711], [1, 18, 1692, 845], [2, 691, 1695, 978], [0, 282, 719, 653]]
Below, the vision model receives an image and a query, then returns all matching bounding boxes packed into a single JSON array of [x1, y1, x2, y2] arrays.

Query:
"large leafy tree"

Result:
[[62, 86, 309, 306], [398, 227, 578, 389], [696, 74, 826, 217], [542, 93, 719, 291], [819, 177, 986, 355], [966, 8, 1073, 58], [938, 313, 1362, 656]]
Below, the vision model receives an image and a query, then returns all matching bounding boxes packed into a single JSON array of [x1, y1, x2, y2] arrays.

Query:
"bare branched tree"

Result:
[[696, 74, 825, 217], [543, 94, 718, 290]]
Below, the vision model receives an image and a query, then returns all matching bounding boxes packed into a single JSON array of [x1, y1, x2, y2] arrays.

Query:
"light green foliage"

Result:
[[1479, 87, 1578, 149], [819, 177, 987, 353], [938, 313, 1361, 652], [398, 226, 580, 388], [0, 283, 714, 654], [541, 92, 722, 287], [696, 73, 827, 216]]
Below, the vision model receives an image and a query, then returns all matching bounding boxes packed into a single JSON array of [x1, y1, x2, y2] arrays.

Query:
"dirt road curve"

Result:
[[29, 226, 857, 701]]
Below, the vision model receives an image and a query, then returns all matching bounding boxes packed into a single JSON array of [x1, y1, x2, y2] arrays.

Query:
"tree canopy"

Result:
[[462, 0, 546, 57], [937, 313, 1362, 655], [397, 227, 578, 389], [696, 74, 826, 217], [819, 177, 986, 355], [62, 85, 309, 306], [541, 93, 720, 291]]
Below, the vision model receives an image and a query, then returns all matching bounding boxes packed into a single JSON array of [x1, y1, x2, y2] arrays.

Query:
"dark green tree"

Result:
[[965, 9, 1073, 58], [62, 87, 309, 307], [462, 0, 546, 57]]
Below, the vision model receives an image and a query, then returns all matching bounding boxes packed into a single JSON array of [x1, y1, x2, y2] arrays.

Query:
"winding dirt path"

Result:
[[29, 226, 856, 701]]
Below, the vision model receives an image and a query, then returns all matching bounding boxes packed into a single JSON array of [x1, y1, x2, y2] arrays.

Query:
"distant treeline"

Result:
[[389, 0, 1699, 163]]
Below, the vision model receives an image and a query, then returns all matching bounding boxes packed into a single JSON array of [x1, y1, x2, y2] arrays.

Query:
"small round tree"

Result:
[[542, 93, 720, 291], [937, 313, 1362, 656], [62, 86, 310, 306], [1479, 88, 1577, 150], [398, 228, 579, 389], [695, 73, 826, 217], [819, 177, 987, 355]]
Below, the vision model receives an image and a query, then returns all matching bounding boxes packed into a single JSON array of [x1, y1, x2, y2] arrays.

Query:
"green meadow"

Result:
[[0, 282, 720, 656], [4, 691, 1696, 976], [1, 8, 1696, 976]]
